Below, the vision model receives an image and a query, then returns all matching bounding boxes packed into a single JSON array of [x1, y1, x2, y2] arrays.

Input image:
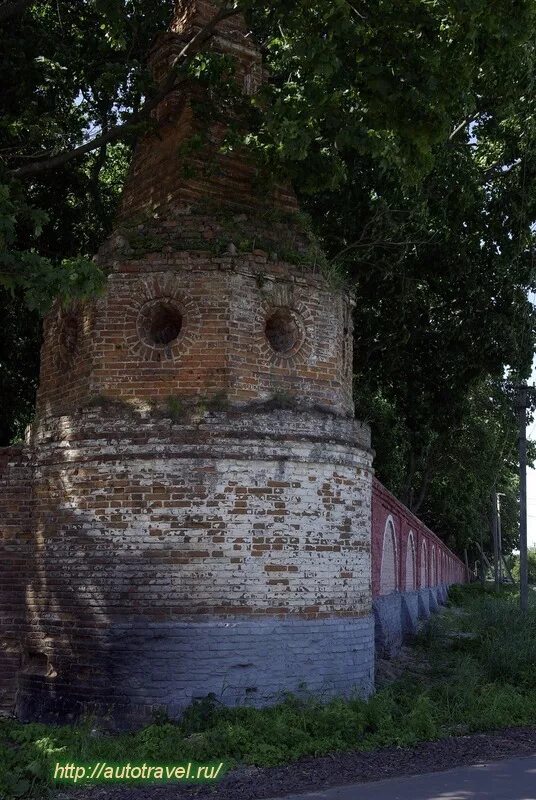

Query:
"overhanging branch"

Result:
[[449, 111, 479, 142], [9, 3, 242, 180]]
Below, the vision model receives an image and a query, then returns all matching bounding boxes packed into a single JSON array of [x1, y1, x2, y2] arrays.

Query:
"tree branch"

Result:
[[407, 440, 434, 515], [343, 0, 366, 20], [331, 238, 433, 264], [482, 157, 522, 184], [0, 0, 32, 25], [449, 111, 479, 142], [411, 457, 433, 514], [9, 2, 242, 180]]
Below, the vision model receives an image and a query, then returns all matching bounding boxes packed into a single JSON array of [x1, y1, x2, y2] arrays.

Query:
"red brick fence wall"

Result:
[[372, 478, 469, 596], [371, 478, 469, 657]]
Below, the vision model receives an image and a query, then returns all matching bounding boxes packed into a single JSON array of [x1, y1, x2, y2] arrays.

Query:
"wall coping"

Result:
[[372, 476, 467, 571]]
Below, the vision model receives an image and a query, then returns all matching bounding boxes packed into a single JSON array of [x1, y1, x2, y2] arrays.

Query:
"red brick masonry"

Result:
[[0, 0, 468, 723], [372, 477, 469, 596]]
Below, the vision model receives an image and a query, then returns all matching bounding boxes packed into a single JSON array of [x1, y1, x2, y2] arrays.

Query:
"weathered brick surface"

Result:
[[120, 1, 296, 223], [373, 593, 403, 657], [378, 519, 397, 595], [401, 590, 419, 636], [18, 617, 375, 723], [374, 586, 448, 658], [4, 0, 374, 724], [37, 262, 355, 419], [28, 411, 371, 618], [1, 0, 465, 724], [372, 479, 468, 658], [37, 2, 350, 420], [405, 532, 416, 591], [0, 447, 33, 714], [12, 409, 374, 721]]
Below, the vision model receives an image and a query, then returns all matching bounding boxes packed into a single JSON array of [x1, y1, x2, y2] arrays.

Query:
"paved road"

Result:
[[268, 754, 536, 800]]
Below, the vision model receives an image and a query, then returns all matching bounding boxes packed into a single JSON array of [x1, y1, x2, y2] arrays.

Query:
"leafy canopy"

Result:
[[1, 0, 536, 558]]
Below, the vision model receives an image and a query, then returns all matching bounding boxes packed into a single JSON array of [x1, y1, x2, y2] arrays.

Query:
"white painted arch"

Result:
[[405, 531, 416, 591], [380, 516, 398, 595]]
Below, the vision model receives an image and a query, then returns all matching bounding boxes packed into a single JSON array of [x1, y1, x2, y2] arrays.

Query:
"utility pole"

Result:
[[517, 383, 529, 614], [491, 488, 500, 591], [476, 541, 493, 577]]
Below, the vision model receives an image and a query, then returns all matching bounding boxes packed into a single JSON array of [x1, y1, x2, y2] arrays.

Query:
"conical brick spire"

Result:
[[170, 0, 249, 38], [172, 0, 224, 31], [116, 0, 285, 222], [23, 0, 370, 734], [169, 1, 262, 96]]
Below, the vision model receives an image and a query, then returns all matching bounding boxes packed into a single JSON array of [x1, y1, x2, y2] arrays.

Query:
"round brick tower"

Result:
[[18, 0, 374, 724]]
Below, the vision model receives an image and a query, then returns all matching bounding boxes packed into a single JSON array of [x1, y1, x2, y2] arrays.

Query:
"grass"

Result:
[[2, 584, 536, 798]]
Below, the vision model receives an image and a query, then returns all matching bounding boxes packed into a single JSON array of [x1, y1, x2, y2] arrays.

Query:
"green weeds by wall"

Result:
[[2, 585, 535, 798]]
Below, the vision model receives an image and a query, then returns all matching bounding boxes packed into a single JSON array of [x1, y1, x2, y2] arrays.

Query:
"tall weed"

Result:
[[3, 585, 536, 799]]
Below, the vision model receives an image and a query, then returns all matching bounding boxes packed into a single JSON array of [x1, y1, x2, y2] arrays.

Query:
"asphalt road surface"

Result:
[[269, 754, 536, 800]]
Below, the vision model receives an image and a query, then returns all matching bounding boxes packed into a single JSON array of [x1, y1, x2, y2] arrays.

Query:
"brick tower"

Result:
[[17, 1, 374, 724]]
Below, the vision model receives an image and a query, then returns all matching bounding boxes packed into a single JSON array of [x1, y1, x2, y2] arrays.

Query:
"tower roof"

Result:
[[38, 5, 354, 425], [117, 0, 303, 239], [170, 0, 249, 39]]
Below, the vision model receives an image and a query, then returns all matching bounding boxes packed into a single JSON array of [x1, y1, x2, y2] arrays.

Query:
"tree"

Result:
[[245, 1, 536, 555], [0, 0, 185, 311], [1, 1, 535, 564], [0, 287, 40, 444], [510, 547, 536, 585]]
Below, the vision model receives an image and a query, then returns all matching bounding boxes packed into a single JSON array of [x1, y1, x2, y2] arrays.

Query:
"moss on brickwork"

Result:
[[109, 197, 348, 287], [166, 395, 186, 421]]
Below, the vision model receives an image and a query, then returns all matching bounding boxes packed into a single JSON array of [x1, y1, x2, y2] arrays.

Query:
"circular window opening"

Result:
[[139, 300, 183, 347], [265, 308, 302, 354]]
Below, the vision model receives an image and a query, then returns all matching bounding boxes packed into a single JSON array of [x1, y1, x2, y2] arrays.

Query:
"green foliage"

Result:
[[266, 390, 296, 411], [510, 547, 536, 585], [242, 1, 536, 557], [0, 1, 175, 442], [166, 396, 185, 422], [0, 183, 104, 312], [1, 1, 174, 310], [205, 392, 230, 412], [245, 0, 536, 191], [357, 377, 530, 556], [1, 0, 536, 558], [2, 587, 536, 799], [0, 287, 41, 443]]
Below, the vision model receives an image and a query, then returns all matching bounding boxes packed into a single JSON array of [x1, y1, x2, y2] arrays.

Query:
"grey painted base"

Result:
[[110, 616, 376, 716], [374, 585, 451, 658], [17, 615, 375, 726]]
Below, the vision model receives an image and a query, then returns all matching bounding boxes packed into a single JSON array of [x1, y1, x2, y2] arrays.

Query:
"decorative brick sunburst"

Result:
[[123, 273, 201, 361], [257, 296, 314, 368]]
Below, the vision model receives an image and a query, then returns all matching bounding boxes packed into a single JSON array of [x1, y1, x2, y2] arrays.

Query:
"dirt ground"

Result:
[[58, 726, 536, 800]]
